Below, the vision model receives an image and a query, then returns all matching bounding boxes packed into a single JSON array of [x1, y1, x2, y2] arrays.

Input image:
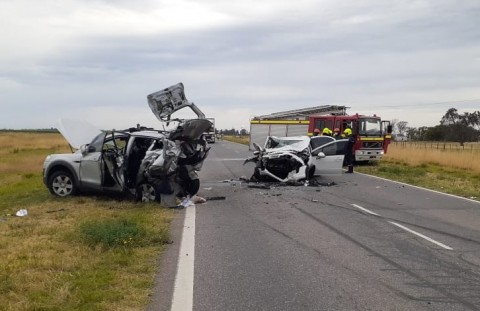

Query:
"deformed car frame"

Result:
[[43, 83, 213, 203], [244, 135, 348, 183]]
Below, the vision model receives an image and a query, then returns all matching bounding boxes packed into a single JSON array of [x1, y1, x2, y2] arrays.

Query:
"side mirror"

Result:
[[80, 144, 88, 155], [387, 125, 393, 134], [81, 145, 96, 155], [253, 142, 265, 153], [316, 152, 326, 159]]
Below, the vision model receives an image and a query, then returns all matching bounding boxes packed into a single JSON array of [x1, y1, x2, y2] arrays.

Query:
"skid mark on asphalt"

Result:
[[293, 205, 479, 310]]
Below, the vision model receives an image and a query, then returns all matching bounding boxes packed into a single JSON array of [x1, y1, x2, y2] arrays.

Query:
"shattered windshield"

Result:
[[358, 118, 382, 136], [265, 136, 309, 150]]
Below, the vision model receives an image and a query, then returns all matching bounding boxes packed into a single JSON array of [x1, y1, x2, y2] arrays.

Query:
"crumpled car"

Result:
[[244, 135, 348, 182], [43, 83, 212, 202]]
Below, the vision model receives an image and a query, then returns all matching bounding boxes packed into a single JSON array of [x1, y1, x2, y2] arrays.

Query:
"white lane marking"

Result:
[[171, 204, 196, 311], [388, 221, 453, 250], [356, 172, 480, 205], [351, 204, 380, 216]]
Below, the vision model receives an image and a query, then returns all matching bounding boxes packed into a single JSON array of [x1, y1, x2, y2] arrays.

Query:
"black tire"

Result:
[[136, 182, 161, 203], [307, 165, 316, 179], [187, 179, 200, 196], [48, 170, 77, 197]]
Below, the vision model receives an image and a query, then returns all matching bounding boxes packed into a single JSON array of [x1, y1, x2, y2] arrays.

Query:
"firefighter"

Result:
[[333, 128, 342, 140], [343, 128, 355, 173], [322, 127, 332, 136], [313, 128, 321, 136]]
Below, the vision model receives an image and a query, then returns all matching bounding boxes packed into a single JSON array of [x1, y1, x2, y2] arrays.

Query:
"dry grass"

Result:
[[0, 132, 174, 311], [0, 132, 70, 177], [1, 199, 173, 311], [357, 141, 480, 200], [386, 142, 480, 174], [223, 135, 250, 145]]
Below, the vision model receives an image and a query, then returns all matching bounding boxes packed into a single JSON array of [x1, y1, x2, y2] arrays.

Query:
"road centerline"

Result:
[[351, 203, 380, 216], [388, 221, 453, 250], [171, 204, 196, 311]]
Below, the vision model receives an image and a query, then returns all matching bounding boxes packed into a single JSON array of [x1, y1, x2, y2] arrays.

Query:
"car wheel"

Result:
[[48, 170, 77, 197], [137, 182, 161, 203], [186, 179, 200, 196], [307, 165, 316, 179]]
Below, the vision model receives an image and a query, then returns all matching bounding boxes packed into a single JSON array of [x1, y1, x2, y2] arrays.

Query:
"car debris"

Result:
[[244, 135, 348, 183], [191, 195, 207, 204], [15, 209, 28, 217], [43, 83, 213, 203], [46, 208, 66, 213], [247, 183, 271, 190], [204, 196, 226, 201]]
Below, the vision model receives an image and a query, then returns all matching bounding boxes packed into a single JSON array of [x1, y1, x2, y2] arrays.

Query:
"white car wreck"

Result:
[[43, 83, 212, 203], [244, 135, 348, 183]]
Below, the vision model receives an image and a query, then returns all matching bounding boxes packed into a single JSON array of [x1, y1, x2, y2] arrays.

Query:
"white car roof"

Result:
[[130, 131, 165, 139]]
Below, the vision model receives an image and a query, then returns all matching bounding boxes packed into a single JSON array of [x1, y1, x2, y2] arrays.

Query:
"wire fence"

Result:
[[392, 141, 480, 151]]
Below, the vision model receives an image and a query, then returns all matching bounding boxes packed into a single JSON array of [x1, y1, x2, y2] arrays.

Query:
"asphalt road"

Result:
[[148, 140, 480, 311]]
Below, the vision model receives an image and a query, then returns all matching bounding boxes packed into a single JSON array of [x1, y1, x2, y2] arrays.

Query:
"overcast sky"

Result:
[[1, 0, 479, 131]]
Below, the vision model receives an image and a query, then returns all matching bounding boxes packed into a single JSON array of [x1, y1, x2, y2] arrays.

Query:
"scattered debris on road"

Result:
[[205, 196, 226, 201]]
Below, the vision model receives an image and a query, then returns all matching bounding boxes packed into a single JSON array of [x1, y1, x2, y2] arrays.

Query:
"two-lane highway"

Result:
[[148, 140, 480, 311]]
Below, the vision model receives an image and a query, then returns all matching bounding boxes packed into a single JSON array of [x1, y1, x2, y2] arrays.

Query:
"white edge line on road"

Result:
[[351, 204, 380, 216], [388, 221, 453, 250], [170, 204, 195, 311], [356, 172, 480, 205]]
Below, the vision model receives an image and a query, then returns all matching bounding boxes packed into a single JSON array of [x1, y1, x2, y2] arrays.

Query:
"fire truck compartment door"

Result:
[[310, 139, 347, 175]]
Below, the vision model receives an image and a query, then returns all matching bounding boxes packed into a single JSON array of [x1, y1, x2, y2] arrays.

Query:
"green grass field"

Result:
[[0, 132, 173, 311]]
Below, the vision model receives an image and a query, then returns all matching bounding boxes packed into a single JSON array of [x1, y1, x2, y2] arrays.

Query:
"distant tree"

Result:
[[239, 128, 248, 136], [425, 125, 445, 141], [440, 108, 480, 145], [416, 126, 430, 141], [396, 121, 408, 136], [390, 119, 398, 134], [406, 127, 417, 140]]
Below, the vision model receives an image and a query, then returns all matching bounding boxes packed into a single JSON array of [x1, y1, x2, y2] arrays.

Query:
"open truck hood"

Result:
[[56, 118, 102, 149], [147, 82, 205, 121]]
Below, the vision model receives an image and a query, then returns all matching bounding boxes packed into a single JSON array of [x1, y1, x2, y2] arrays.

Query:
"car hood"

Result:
[[56, 118, 102, 149], [147, 82, 205, 120]]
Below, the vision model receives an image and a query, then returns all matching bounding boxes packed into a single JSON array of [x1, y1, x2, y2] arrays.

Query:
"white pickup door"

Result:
[[309, 138, 348, 175]]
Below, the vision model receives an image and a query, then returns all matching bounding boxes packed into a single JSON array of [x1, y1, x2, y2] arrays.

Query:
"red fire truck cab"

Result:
[[308, 114, 392, 162]]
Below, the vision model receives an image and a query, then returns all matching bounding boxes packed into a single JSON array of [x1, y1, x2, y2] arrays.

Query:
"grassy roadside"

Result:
[[222, 135, 249, 145], [354, 142, 480, 201], [355, 161, 480, 201], [0, 132, 174, 311], [223, 135, 479, 201]]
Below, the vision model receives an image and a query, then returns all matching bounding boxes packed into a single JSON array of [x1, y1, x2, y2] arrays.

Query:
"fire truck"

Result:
[[249, 105, 392, 161]]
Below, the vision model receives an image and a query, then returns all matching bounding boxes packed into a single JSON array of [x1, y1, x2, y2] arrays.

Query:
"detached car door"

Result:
[[310, 139, 348, 175]]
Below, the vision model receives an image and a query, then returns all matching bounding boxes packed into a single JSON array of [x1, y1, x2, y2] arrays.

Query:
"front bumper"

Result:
[[355, 150, 384, 161]]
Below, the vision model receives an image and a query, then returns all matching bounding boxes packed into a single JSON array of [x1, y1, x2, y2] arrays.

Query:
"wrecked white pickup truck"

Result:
[[42, 83, 212, 203], [244, 135, 348, 182]]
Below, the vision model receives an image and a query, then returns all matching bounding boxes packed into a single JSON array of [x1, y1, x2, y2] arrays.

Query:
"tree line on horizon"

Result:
[[394, 108, 480, 144]]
